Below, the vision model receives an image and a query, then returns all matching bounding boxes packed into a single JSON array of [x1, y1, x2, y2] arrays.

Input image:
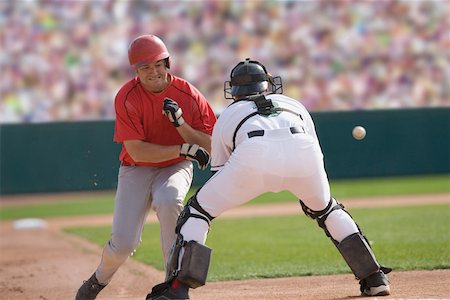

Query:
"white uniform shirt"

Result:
[[210, 94, 319, 172]]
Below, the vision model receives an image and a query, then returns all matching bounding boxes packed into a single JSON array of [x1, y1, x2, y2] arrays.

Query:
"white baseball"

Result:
[[352, 126, 366, 140]]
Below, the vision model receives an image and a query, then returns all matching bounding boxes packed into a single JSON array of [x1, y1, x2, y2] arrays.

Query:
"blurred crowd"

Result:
[[1, 0, 449, 123]]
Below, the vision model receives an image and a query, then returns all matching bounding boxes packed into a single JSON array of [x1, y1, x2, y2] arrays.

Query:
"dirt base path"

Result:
[[0, 193, 449, 299]]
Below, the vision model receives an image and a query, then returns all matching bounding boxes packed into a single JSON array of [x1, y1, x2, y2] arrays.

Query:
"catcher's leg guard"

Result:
[[177, 240, 211, 288], [166, 195, 213, 288], [300, 198, 391, 281], [337, 232, 380, 280]]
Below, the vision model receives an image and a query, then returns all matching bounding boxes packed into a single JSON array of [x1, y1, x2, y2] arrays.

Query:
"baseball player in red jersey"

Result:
[[76, 35, 216, 300], [146, 59, 391, 300]]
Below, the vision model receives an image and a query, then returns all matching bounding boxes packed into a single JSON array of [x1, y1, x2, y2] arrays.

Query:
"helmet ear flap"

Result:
[[164, 57, 171, 69], [224, 80, 233, 99]]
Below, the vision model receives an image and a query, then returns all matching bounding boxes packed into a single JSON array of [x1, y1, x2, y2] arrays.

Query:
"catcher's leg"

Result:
[[300, 197, 391, 296], [146, 194, 213, 300]]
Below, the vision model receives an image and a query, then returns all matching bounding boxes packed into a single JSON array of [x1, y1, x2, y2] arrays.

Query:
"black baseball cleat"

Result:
[[146, 280, 189, 300], [76, 273, 107, 300], [360, 270, 391, 296]]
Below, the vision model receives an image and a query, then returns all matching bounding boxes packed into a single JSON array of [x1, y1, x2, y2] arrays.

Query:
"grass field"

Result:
[[65, 204, 450, 281], [0, 174, 449, 220], [1, 174, 449, 282]]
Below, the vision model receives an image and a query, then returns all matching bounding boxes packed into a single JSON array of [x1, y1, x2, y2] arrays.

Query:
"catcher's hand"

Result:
[[163, 98, 185, 127], [179, 143, 210, 170]]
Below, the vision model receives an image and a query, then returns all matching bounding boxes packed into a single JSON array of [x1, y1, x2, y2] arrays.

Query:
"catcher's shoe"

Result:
[[76, 273, 107, 300], [146, 280, 189, 300], [360, 270, 391, 297]]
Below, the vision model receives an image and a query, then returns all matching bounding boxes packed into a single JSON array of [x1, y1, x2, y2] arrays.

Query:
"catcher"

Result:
[[146, 58, 391, 299]]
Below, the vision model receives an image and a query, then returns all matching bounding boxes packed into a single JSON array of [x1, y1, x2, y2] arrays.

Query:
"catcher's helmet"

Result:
[[224, 58, 283, 99], [128, 35, 170, 69]]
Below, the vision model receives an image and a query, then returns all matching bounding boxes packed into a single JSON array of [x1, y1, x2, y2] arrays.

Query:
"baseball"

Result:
[[352, 126, 366, 140]]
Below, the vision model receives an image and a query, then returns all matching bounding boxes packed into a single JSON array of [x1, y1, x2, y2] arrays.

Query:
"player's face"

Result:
[[136, 60, 169, 93]]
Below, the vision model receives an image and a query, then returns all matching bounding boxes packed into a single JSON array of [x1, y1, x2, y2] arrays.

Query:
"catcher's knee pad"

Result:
[[166, 194, 214, 288], [300, 197, 345, 242], [337, 232, 380, 280], [300, 197, 343, 220], [175, 193, 215, 234]]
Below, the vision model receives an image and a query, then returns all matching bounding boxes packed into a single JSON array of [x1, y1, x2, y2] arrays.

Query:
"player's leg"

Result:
[[299, 196, 391, 296], [77, 165, 156, 299], [147, 144, 269, 299], [297, 166, 390, 296], [287, 146, 362, 241], [97, 166, 156, 282], [197, 140, 278, 217], [288, 146, 390, 296], [146, 192, 213, 300], [151, 160, 194, 264]]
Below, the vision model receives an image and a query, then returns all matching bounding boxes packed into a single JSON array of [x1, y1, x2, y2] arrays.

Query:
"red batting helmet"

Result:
[[128, 35, 170, 69]]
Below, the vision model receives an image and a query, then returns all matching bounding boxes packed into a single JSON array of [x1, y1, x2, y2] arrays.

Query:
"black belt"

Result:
[[247, 126, 305, 138]]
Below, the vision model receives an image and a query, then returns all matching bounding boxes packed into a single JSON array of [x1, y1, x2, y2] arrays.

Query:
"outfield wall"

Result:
[[1, 108, 449, 195]]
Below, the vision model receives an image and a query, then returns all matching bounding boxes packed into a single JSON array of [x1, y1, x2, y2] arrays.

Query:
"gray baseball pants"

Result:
[[95, 160, 193, 284]]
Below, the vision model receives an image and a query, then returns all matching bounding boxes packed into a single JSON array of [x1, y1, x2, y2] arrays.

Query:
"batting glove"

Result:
[[163, 98, 185, 127], [179, 143, 210, 170]]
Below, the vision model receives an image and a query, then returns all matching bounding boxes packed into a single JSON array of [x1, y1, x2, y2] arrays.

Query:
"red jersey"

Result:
[[114, 74, 217, 167]]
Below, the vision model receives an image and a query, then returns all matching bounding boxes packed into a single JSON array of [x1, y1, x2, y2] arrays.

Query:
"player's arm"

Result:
[[124, 140, 180, 163], [176, 124, 212, 153], [162, 97, 212, 153], [124, 140, 210, 170]]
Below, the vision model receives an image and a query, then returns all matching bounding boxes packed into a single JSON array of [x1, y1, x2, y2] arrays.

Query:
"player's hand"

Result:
[[179, 143, 210, 170], [163, 98, 185, 127]]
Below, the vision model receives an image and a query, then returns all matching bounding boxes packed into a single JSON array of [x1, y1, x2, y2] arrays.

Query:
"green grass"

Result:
[[64, 204, 450, 281], [1, 174, 449, 220], [248, 174, 450, 205], [0, 195, 115, 220]]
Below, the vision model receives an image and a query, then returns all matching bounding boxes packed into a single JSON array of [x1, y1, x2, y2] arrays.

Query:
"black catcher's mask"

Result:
[[224, 58, 283, 99]]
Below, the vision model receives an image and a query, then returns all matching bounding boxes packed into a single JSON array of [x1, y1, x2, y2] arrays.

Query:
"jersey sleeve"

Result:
[[113, 90, 145, 143], [187, 86, 216, 135]]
